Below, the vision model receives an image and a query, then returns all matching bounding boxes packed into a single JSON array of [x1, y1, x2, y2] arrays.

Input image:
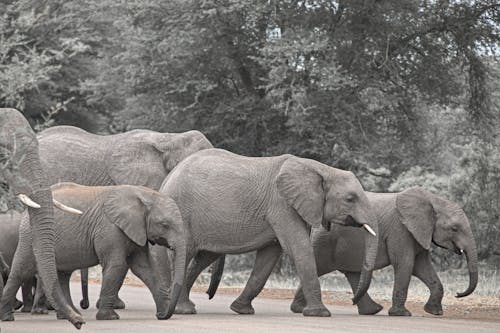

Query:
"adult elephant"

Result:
[[158, 148, 379, 317], [0, 182, 186, 321], [288, 187, 478, 316], [0, 109, 84, 328], [36, 125, 213, 309]]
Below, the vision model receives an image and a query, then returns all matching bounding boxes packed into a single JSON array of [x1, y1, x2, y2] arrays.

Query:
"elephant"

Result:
[[35, 124, 212, 309], [0, 182, 186, 321], [0, 212, 35, 312], [156, 148, 379, 317], [289, 187, 478, 316], [0, 108, 84, 328]]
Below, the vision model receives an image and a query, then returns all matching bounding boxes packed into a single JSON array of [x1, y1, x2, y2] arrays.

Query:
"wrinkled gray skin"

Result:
[[0, 212, 35, 312], [0, 109, 84, 328], [0, 183, 186, 321], [288, 187, 478, 316], [157, 148, 379, 317], [36, 125, 212, 309]]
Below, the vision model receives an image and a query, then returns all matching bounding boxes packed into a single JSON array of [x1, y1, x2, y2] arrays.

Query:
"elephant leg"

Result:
[[20, 278, 35, 312], [96, 260, 128, 320], [31, 277, 49, 315], [0, 254, 36, 321], [388, 259, 414, 316], [230, 243, 282, 315], [127, 249, 169, 318], [55, 271, 81, 319], [344, 271, 383, 315], [412, 252, 444, 315], [176, 251, 220, 315], [271, 213, 330, 317]]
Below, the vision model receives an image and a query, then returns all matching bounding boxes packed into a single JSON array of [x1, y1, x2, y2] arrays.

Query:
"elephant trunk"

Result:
[[158, 242, 186, 320], [352, 222, 378, 304], [456, 242, 478, 298], [80, 268, 89, 309], [21, 147, 84, 328]]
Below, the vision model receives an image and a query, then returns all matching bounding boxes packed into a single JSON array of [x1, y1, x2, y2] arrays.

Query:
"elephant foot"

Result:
[[290, 299, 306, 314], [424, 302, 443, 316], [80, 299, 89, 310], [96, 297, 126, 310], [302, 305, 331, 317], [174, 300, 197, 314], [230, 299, 255, 315], [31, 306, 49, 315], [96, 308, 120, 320], [358, 302, 383, 315], [0, 311, 14, 321], [14, 299, 24, 311], [388, 306, 412, 316]]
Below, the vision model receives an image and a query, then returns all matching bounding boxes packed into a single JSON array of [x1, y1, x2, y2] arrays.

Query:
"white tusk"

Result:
[[363, 224, 377, 237], [459, 249, 464, 255], [53, 199, 83, 215], [17, 194, 41, 209]]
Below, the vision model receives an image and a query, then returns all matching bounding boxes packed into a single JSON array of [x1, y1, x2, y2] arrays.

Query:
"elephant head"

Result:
[[107, 130, 213, 189], [101, 186, 186, 319], [277, 157, 378, 304], [396, 186, 478, 297], [0, 108, 84, 328]]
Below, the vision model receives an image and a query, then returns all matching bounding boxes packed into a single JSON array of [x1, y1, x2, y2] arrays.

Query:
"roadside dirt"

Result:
[[79, 276, 500, 323]]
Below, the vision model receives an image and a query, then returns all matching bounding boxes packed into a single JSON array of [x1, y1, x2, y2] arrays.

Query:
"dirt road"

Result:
[[1, 282, 498, 333]]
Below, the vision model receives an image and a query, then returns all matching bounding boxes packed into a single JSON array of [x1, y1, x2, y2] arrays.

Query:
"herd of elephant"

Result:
[[0, 108, 478, 329]]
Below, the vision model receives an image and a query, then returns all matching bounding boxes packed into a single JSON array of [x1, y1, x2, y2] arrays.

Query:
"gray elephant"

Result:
[[210, 187, 478, 316], [157, 148, 379, 317], [0, 109, 84, 328], [291, 187, 478, 316], [0, 182, 186, 321], [36, 125, 212, 309], [0, 212, 35, 312]]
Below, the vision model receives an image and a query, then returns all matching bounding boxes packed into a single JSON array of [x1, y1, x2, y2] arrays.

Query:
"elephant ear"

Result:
[[102, 187, 151, 246], [396, 186, 436, 250], [276, 157, 325, 227]]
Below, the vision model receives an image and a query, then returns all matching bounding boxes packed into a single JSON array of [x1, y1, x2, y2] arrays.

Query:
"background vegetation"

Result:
[[1, 0, 499, 276]]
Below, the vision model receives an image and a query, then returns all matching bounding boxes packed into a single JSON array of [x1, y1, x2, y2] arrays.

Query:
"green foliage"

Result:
[[0, 0, 499, 269]]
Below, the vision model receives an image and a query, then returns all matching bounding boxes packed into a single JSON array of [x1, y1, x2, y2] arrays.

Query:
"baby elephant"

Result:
[[291, 187, 478, 316], [0, 183, 187, 321]]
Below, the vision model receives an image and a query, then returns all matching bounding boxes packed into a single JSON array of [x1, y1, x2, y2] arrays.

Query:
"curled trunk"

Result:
[[456, 243, 478, 298], [352, 224, 378, 304], [157, 242, 186, 320]]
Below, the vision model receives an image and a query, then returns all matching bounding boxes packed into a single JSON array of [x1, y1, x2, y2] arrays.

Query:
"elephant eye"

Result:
[[346, 194, 357, 203], [451, 226, 459, 232]]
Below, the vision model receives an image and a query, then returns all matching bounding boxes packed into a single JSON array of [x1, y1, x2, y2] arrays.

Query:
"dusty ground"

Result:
[[78, 275, 500, 323]]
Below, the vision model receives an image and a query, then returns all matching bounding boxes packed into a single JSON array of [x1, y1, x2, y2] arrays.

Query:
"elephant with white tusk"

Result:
[[0, 108, 85, 328], [0, 182, 186, 321], [24, 124, 212, 311], [154, 148, 379, 317]]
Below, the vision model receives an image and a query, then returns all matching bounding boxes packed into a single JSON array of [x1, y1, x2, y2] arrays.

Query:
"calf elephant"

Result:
[[0, 108, 84, 328], [37, 125, 212, 309], [157, 148, 379, 317], [0, 182, 186, 321], [290, 187, 478, 316]]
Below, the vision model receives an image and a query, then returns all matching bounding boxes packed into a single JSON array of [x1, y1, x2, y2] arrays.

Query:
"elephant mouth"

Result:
[[432, 239, 463, 255]]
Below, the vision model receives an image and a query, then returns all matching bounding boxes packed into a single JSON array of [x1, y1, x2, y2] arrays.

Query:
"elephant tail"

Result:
[[206, 256, 225, 300]]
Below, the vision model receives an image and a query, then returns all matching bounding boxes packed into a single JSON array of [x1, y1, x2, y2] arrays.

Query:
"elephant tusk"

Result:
[[53, 199, 83, 215], [17, 194, 41, 209], [460, 248, 464, 255], [363, 224, 377, 237]]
